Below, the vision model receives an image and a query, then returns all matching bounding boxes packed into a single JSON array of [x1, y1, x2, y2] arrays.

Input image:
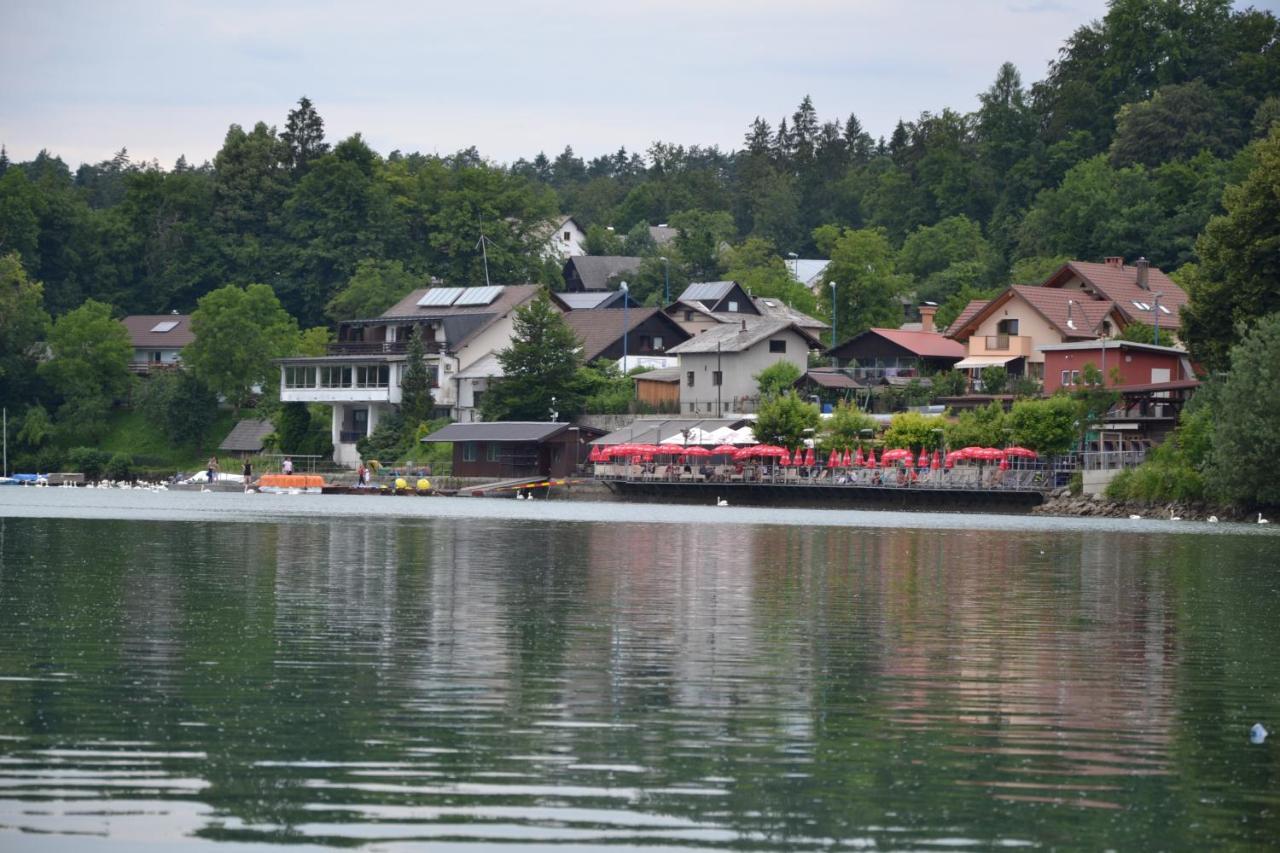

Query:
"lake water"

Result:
[[1, 488, 1278, 851]]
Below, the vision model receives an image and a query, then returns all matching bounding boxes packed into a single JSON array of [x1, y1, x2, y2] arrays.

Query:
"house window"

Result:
[[150, 351, 162, 363], [563, 231, 571, 242], [1061, 370, 1071, 387], [486, 443, 499, 461], [462, 442, 477, 462], [652, 336, 663, 351], [683, 311, 693, 322], [727, 301, 739, 312], [686, 371, 695, 387], [319, 366, 353, 388], [284, 366, 316, 388], [997, 318, 1019, 336], [712, 371, 723, 386], [355, 365, 389, 388], [1071, 370, 1081, 386], [769, 339, 786, 353]]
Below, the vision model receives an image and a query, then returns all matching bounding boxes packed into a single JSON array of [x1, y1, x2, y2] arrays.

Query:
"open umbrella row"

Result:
[[590, 444, 1037, 466]]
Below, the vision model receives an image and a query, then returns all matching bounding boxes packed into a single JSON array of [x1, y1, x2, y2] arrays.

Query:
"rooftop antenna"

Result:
[[474, 231, 494, 287]]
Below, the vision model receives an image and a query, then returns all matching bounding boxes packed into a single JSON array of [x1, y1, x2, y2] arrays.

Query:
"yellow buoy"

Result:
[[394, 477, 407, 491], [416, 478, 431, 492]]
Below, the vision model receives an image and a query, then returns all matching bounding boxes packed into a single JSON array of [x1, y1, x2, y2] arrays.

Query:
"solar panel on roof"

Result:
[[682, 282, 732, 302], [417, 287, 464, 307], [150, 320, 179, 333], [454, 285, 504, 307]]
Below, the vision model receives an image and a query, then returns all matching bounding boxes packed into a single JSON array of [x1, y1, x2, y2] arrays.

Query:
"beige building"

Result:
[[666, 320, 821, 416]]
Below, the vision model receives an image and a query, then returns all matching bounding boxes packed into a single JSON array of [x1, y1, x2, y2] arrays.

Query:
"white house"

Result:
[[120, 314, 193, 373], [539, 215, 588, 261], [277, 284, 550, 466], [665, 319, 821, 416]]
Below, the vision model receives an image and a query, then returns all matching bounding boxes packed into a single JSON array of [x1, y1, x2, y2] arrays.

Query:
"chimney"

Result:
[[919, 303, 937, 334], [740, 319, 747, 334], [1135, 257, 1150, 290], [1104, 256, 1124, 268]]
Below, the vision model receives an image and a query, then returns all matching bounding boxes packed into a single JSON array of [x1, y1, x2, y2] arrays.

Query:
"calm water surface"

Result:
[[1, 489, 1278, 851]]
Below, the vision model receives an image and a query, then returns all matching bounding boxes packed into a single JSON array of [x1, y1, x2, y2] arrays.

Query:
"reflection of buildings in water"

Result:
[[866, 528, 1177, 775]]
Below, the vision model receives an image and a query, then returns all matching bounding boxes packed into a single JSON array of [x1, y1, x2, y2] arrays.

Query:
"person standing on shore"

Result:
[[242, 459, 252, 491], [282, 457, 293, 475], [207, 456, 218, 484]]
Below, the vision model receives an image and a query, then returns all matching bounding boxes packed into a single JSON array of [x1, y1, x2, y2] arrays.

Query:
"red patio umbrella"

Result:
[[590, 445, 603, 462], [710, 445, 739, 455], [998, 457, 1010, 470], [842, 448, 853, 468], [827, 449, 839, 468], [780, 448, 792, 466], [854, 446, 864, 467], [1004, 446, 1038, 459], [917, 449, 929, 468], [804, 446, 816, 467], [865, 449, 878, 468], [931, 449, 941, 469], [681, 446, 712, 457]]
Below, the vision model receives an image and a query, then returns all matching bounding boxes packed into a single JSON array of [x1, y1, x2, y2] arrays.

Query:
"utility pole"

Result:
[[475, 232, 493, 287], [716, 342, 722, 418], [2, 407, 6, 477]]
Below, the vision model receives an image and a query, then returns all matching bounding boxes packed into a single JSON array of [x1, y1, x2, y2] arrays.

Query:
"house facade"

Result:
[[1038, 340, 1196, 394], [540, 216, 588, 261], [421, 421, 602, 479], [827, 323, 965, 382], [947, 285, 1124, 387], [120, 314, 194, 373], [277, 284, 548, 466], [666, 320, 820, 415]]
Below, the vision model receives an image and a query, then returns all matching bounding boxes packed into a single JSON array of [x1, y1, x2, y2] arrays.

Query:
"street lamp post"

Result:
[[829, 280, 838, 367], [660, 256, 670, 304], [1152, 291, 1164, 345], [619, 281, 630, 372], [788, 252, 799, 282]]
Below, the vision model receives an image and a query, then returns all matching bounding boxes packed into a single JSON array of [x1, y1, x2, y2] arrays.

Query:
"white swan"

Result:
[[1128, 514, 1142, 520], [1260, 513, 1270, 524], [515, 491, 526, 500], [1207, 515, 1219, 523], [716, 497, 728, 507], [1169, 510, 1181, 521]]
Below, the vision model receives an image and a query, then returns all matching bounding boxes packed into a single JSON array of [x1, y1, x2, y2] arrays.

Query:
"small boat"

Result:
[[255, 474, 326, 494]]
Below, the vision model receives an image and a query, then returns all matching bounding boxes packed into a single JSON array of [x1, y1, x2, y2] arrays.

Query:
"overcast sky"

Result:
[[3, 0, 1277, 170]]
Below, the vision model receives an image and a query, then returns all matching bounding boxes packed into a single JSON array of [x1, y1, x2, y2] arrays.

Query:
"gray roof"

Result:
[[791, 259, 830, 285], [559, 291, 616, 309], [648, 225, 678, 245], [565, 256, 643, 291], [666, 320, 820, 354], [750, 297, 828, 331], [679, 281, 736, 303], [421, 421, 572, 443], [218, 419, 274, 453], [121, 314, 195, 349], [634, 367, 681, 383]]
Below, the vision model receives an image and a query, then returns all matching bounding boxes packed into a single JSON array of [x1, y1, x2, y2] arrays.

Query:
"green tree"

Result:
[[897, 215, 999, 304], [1109, 81, 1233, 168], [754, 360, 802, 399], [281, 96, 330, 174], [39, 299, 131, 434], [296, 326, 332, 356], [1008, 395, 1079, 455], [400, 325, 434, 425], [822, 401, 876, 451], [669, 209, 734, 280], [0, 252, 50, 410], [753, 392, 820, 449], [821, 226, 910, 341], [722, 237, 819, 316], [1206, 312, 1280, 506], [583, 224, 622, 255], [482, 294, 584, 421], [136, 371, 219, 445], [881, 411, 947, 450], [1115, 321, 1176, 347], [945, 401, 1007, 449], [1182, 128, 1280, 370], [979, 365, 1008, 394], [185, 283, 300, 410], [325, 259, 419, 323]]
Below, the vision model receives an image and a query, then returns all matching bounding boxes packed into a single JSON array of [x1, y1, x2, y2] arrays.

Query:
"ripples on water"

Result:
[[0, 490, 1278, 850]]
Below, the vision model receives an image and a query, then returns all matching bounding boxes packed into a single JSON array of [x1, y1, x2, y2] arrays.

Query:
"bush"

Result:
[[66, 447, 111, 480], [36, 447, 64, 473], [1106, 461, 1206, 503], [944, 401, 1007, 449], [929, 369, 967, 398], [979, 365, 1007, 394], [1008, 395, 1079, 455], [882, 411, 948, 450], [1068, 471, 1083, 496], [105, 452, 134, 481], [822, 401, 877, 451]]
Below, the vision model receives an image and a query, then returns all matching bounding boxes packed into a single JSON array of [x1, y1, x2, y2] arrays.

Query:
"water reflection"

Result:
[[0, 514, 1278, 849]]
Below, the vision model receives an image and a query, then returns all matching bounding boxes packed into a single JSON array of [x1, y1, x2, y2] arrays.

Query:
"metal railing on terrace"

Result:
[[327, 340, 445, 356]]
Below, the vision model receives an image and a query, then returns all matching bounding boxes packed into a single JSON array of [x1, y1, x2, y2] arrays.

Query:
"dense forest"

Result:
[[4, 0, 1280, 477]]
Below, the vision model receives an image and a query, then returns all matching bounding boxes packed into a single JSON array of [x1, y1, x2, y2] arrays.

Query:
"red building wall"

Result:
[[1042, 347, 1187, 394]]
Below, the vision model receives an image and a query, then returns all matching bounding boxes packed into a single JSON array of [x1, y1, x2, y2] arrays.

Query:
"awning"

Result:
[[954, 355, 1019, 369]]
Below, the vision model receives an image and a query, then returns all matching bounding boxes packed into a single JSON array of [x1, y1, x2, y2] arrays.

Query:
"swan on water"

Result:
[[716, 497, 728, 507], [1128, 514, 1142, 520], [1169, 510, 1181, 521], [1207, 516, 1219, 523], [516, 491, 526, 500], [1260, 513, 1270, 525]]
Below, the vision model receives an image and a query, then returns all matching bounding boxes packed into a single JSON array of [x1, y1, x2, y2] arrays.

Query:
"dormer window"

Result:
[[727, 301, 739, 312]]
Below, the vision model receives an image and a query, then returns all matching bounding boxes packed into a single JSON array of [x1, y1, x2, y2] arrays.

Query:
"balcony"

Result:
[[339, 430, 365, 444], [970, 335, 1033, 357], [327, 340, 444, 356]]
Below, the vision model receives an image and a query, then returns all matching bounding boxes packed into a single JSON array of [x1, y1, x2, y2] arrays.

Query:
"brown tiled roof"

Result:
[[944, 300, 989, 338], [562, 308, 688, 361], [1012, 286, 1116, 338], [952, 286, 1118, 341], [120, 315, 195, 349], [863, 327, 965, 359], [1045, 261, 1187, 328]]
